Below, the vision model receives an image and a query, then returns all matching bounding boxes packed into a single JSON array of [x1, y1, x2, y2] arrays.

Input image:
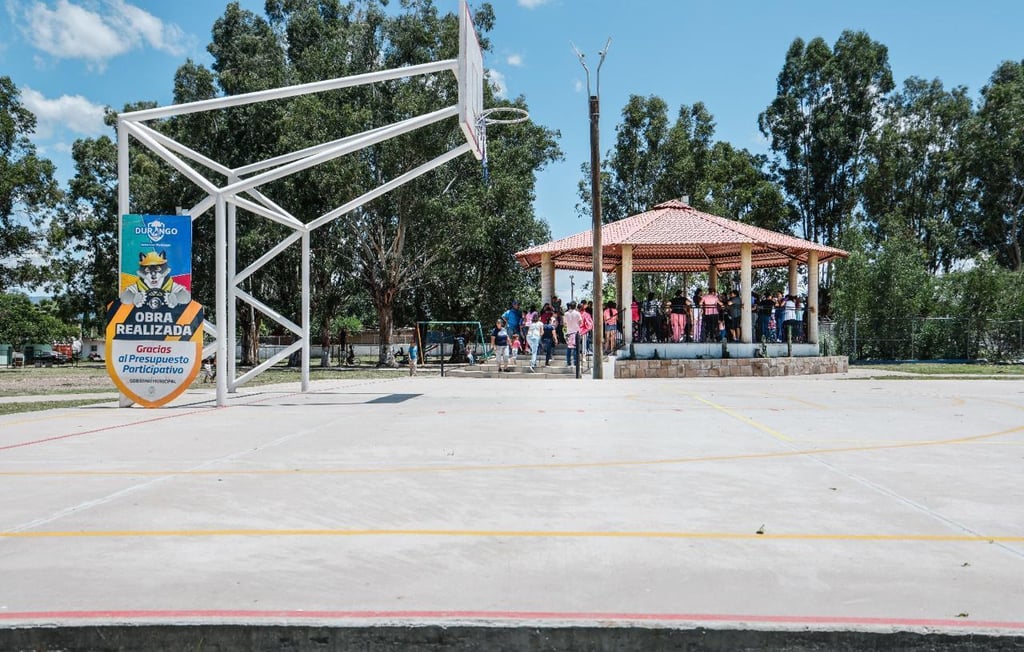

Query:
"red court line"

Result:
[[0, 407, 219, 452], [0, 388, 321, 452], [0, 610, 1021, 630]]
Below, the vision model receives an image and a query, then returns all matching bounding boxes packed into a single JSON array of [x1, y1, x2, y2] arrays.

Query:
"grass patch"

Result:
[[0, 363, 426, 399], [207, 365, 420, 387], [855, 362, 1024, 376], [0, 398, 115, 416]]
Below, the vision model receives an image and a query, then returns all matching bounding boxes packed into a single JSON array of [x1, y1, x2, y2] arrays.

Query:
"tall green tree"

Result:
[[45, 98, 190, 335], [967, 59, 1024, 271], [44, 132, 118, 335], [590, 96, 787, 229], [0, 76, 61, 292], [654, 102, 715, 211], [702, 142, 791, 232], [831, 226, 934, 359], [862, 77, 974, 272], [759, 31, 894, 247], [410, 96, 559, 326], [0, 292, 75, 346], [600, 94, 669, 222]]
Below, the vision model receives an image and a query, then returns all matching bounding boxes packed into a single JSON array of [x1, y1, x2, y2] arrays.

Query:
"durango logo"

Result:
[[135, 220, 178, 242]]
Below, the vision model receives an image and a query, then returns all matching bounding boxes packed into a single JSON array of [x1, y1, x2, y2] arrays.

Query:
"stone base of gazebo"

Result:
[[630, 342, 821, 360], [614, 349, 848, 379]]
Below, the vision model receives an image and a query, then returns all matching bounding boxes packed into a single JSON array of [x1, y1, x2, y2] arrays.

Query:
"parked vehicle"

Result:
[[34, 350, 69, 365]]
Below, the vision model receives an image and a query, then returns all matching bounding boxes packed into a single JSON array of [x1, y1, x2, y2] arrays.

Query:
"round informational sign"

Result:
[[105, 299, 204, 407]]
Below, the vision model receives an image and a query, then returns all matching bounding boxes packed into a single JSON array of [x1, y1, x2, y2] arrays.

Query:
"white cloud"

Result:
[[517, 0, 549, 8], [21, 87, 107, 139], [506, 53, 523, 67], [23, 0, 126, 65], [487, 69, 507, 98], [107, 0, 188, 56], [17, 0, 189, 69], [574, 79, 584, 93]]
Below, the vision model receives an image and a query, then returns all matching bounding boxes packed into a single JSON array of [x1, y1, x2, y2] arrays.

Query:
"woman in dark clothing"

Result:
[[540, 313, 558, 366]]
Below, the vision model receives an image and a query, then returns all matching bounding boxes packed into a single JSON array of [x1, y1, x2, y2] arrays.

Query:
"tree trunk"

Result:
[[238, 303, 260, 366], [320, 322, 331, 367], [376, 303, 396, 367]]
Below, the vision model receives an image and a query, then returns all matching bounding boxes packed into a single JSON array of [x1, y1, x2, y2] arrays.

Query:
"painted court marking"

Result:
[[2, 527, 1022, 542], [3, 423, 1019, 478], [0, 609, 1021, 631]]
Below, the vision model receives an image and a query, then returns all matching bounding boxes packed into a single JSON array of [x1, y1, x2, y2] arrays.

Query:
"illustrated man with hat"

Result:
[[120, 250, 191, 309]]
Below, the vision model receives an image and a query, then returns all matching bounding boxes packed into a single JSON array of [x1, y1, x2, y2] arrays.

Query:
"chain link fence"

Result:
[[821, 316, 1024, 362]]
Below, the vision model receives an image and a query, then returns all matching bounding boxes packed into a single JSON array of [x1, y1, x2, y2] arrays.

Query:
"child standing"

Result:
[[408, 342, 418, 376], [510, 334, 522, 366]]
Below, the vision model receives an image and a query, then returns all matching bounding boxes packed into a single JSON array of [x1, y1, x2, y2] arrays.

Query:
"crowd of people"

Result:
[[489, 297, 610, 370], [630, 288, 807, 344], [486, 288, 807, 369]]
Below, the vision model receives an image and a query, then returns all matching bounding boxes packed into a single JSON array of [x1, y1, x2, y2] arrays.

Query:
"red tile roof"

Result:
[[515, 200, 848, 272]]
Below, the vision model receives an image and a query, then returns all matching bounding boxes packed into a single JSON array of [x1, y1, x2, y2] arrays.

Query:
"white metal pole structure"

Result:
[[116, 120, 132, 408], [227, 199, 238, 388], [115, 0, 487, 407], [214, 193, 228, 402]]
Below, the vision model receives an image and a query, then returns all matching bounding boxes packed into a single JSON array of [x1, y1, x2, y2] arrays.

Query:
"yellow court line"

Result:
[[2, 423, 1022, 478], [683, 393, 794, 441], [784, 397, 831, 409], [2, 528, 1022, 542]]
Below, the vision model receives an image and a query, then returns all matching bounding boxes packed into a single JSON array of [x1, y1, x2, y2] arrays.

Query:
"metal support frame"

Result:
[[117, 56, 476, 407]]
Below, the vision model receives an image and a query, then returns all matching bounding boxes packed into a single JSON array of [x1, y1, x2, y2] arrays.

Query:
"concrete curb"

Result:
[[2, 623, 1023, 651]]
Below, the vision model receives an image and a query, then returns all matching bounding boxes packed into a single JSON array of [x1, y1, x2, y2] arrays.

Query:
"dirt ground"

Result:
[[0, 364, 116, 395]]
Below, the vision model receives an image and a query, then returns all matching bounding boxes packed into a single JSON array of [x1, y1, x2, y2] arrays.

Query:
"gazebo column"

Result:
[[788, 259, 799, 297], [708, 263, 718, 292], [621, 244, 633, 345], [807, 250, 819, 345], [541, 253, 554, 306], [615, 264, 623, 317], [741, 244, 752, 343]]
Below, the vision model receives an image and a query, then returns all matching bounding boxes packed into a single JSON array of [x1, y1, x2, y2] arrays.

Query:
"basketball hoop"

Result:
[[477, 106, 530, 183]]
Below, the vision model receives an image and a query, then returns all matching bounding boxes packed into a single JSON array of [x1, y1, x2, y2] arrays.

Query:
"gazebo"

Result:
[[514, 199, 848, 356]]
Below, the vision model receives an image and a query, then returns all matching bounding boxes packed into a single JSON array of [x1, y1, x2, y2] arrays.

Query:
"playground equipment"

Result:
[[415, 321, 486, 374]]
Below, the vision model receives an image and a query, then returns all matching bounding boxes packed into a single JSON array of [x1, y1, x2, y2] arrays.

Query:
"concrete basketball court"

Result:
[[1, 369, 1022, 648]]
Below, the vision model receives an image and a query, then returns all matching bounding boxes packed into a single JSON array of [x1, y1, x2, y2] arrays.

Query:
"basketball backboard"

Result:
[[458, 0, 484, 160]]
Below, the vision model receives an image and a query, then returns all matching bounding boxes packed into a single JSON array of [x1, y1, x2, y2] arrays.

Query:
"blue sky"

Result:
[[3, 0, 1023, 298]]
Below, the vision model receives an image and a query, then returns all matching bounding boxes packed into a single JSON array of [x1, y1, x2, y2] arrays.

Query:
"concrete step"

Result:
[[444, 358, 606, 379]]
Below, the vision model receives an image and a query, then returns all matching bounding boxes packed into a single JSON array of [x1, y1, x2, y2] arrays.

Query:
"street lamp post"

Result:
[[573, 38, 611, 380]]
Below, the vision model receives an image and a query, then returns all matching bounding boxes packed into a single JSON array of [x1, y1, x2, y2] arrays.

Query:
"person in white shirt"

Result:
[[782, 295, 798, 343]]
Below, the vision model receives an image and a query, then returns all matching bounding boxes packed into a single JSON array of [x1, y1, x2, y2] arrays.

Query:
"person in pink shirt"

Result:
[[699, 288, 723, 343], [578, 299, 594, 356], [563, 301, 583, 366], [603, 301, 620, 354]]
